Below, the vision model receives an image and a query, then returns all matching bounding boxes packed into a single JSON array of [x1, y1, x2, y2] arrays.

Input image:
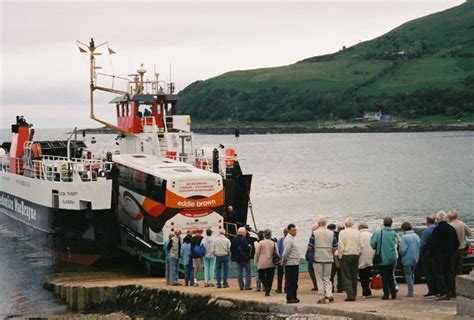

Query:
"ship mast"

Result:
[[78, 38, 128, 133]]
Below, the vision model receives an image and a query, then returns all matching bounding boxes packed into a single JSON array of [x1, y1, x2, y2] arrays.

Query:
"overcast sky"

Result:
[[0, 0, 465, 128]]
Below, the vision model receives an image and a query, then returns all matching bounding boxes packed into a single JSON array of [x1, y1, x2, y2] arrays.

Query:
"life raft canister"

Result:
[[30, 143, 42, 159], [166, 150, 177, 160], [225, 148, 236, 167]]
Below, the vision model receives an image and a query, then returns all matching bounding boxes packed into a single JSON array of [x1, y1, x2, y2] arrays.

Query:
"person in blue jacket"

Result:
[[306, 223, 319, 291], [163, 234, 173, 285], [370, 217, 398, 300], [276, 227, 288, 293], [419, 214, 437, 297], [399, 222, 421, 297], [181, 230, 194, 286], [231, 227, 252, 290]]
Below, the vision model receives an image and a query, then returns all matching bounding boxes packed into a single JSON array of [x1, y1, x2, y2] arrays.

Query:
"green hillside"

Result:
[[180, 1, 474, 122]]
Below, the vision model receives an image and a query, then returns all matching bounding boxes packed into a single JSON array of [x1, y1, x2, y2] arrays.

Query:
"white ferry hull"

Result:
[[0, 170, 115, 265]]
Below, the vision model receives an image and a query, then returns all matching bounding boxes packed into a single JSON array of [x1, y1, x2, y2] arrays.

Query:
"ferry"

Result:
[[0, 39, 253, 266], [0, 119, 115, 265]]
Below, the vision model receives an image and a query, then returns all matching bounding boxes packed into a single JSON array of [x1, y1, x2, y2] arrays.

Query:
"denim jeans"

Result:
[[166, 258, 171, 284], [392, 262, 398, 286], [308, 261, 318, 290], [237, 261, 252, 290], [215, 255, 229, 286], [169, 257, 179, 285], [204, 256, 216, 284], [403, 264, 415, 295], [184, 264, 194, 286]]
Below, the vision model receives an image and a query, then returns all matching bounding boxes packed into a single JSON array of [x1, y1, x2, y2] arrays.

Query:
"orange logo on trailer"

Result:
[[142, 197, 166, 217], [165, 189, 224, 209], [120, 190, 167, 221]]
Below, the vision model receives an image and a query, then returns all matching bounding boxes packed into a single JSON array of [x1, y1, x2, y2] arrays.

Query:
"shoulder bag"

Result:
[[273, 242, 281, 265], [372, 230, 383, 266]]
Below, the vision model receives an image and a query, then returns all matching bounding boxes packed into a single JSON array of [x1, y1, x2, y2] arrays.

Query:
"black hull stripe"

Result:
[[0, 207, 54, 234]]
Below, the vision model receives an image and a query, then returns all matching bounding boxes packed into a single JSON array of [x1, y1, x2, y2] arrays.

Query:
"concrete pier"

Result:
[[48, 271, 469, 320], [456, 273, 474, 317]]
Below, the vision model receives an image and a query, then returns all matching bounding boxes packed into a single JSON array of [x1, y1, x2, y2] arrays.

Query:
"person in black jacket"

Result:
[[428, 211, 460, 300], [231, 227, 252, 290]]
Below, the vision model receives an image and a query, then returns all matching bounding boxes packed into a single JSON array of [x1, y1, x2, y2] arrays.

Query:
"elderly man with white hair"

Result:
[[313, 216, 335, 304], [230, 227, 252, 290], [448, 209, 472, 276], [306, 222, 319, 292], [214, 228, 231, 288], [429, 210, 459, 300], [338, 217, 362, 301]]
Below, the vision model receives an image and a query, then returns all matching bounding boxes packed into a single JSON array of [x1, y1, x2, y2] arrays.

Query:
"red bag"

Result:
[[371, 274, 382, 290]]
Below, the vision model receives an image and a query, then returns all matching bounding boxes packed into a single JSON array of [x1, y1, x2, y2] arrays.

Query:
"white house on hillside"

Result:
[[363, 111, 382, 121]]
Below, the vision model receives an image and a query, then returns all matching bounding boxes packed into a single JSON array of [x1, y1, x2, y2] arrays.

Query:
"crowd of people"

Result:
[[163, 208, 471, 304]]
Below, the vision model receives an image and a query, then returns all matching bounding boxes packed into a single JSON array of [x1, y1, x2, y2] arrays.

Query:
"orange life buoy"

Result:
[[31, 143, 42, 159]]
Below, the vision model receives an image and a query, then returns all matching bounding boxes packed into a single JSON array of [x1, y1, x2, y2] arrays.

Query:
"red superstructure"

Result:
[[112, 93, 180, 134], [9, 118, 31, 174]]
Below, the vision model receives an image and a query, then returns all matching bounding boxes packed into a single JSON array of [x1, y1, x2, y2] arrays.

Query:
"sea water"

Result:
[[0, 129, 472, 317]]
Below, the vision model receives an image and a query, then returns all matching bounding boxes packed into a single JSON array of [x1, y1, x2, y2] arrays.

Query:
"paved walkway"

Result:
[[50, 271, 465, 319]]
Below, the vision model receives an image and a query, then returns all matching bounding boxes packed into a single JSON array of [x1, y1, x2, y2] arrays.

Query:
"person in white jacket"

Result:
[[313, 216, 335, 304], [338, 217, 362, 301], [214, 229, 231, 288], [358, 223, 375, 298]]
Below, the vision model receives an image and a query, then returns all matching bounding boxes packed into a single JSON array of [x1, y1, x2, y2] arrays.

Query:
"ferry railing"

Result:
[[162, 152, 247, 176], [0, 149, 112, 183], [193, 155, 214, 172], [0, 157, 9, 172], [27, 155, 113, 183], [224, 222, 238, 238], [0, 158, 24, 174], [188, 154, 247, 175], [141, 116, 156, 128]]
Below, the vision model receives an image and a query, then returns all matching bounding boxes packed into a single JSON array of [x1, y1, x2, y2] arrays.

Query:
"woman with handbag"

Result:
[[255, 229, 279, 296], [370, 217, 398, 300]]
